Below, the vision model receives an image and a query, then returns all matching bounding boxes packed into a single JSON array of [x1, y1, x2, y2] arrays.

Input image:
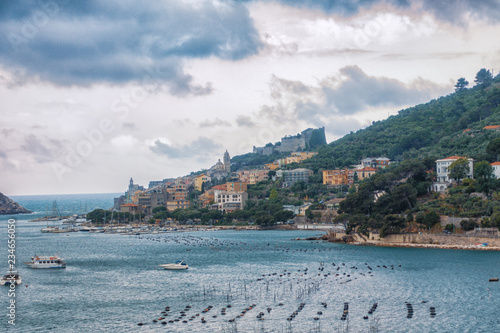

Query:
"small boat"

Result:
[[0, 270, 22, 286], [41, 226, 60, 233], [159, 260, 188, 270], [24, 255, 66, 269]]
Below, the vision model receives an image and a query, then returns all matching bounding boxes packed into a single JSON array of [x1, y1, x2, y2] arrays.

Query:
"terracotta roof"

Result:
[[212, 185, 227, 190], [463, 129, 471, 133], [358, 167, 378, 172], [443, 156, 465, 160], [491, 162, 500, 166], [484, 125, 500, 130]]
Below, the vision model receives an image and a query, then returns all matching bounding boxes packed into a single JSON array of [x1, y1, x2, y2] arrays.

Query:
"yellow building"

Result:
[[265, 162, 280, 170], [355, 167, 377, 181], [194, 174, 211, 192], [285, 152, 318, 165], [322, 169, 349, 186], [166, 200, 190, 211]]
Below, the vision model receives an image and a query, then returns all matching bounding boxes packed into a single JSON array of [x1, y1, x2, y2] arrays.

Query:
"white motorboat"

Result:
[[24, 255, 66, 269], [159, 260, 188, 270], [0, 270, 22, 286]]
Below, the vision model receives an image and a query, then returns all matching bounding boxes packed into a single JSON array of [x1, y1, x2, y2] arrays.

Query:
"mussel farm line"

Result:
[[137, 260, 441, 332]]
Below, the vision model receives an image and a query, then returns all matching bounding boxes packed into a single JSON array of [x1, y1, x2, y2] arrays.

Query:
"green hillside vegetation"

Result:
[[300, 71, 500, 172], [231, 151, 290, 171], [336, 157, 500, 237]]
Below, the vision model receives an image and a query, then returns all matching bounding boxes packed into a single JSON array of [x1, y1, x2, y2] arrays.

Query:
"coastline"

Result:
[[351, 241, 500, 251], [293, 228, 500, 251]]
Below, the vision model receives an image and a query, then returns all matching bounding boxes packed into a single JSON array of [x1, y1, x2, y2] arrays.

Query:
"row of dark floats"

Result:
[[137, 301, 437, 327]]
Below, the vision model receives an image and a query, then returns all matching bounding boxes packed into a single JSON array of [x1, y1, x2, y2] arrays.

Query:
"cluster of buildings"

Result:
[[199, 182, 248, 212], [322, 157, 390, 186], [115, 151, 252, 216], [118, 178, 190, 215]]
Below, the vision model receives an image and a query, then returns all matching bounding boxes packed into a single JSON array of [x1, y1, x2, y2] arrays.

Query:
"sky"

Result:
[[1, 0, 500, 196]]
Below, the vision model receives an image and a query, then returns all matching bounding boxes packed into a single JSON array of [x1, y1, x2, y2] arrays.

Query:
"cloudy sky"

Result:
[[1, 0, 500, 195]]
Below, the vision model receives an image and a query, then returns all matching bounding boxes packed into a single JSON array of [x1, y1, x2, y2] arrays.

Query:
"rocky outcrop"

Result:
[[0, 192, 31, 215]]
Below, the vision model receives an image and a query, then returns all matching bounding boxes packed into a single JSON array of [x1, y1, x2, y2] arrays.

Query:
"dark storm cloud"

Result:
[[236, 115, 256, 127], [238, 0, 500, 24], [262, 65, 449, 128], [150, 137, 221, 159], [320, 65, 447, 115], [20, 134, 57, 163], [0, 0, 261, 94]]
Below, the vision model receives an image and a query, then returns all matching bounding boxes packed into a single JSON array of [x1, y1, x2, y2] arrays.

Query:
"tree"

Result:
[[423, 211, 440, 229], [305, 207, 314, 220], [474, 68, 493, 87], [460, 219, 478, 231], [152, 206, 167, 214], [391, 183, 418, 211], [474, 161, 494, 195], [448, 158, 470, 185], [269, 188, 279, 201], [454, 77, 469, 92], [255, 213, 274, 226], [380, 215, 406, 238], [486, 138, 500, 161]]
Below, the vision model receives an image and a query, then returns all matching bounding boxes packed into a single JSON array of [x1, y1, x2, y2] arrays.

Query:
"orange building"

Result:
[[322, 169, 349, 186]]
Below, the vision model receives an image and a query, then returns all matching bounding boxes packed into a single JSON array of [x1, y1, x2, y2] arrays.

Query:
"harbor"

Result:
[[1, 217, 499, 332]]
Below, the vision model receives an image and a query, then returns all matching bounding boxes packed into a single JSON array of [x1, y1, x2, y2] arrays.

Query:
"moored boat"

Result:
[[0, 270, 22, 285], [24, 255, 66, 269], [159, 260, 188, 270]]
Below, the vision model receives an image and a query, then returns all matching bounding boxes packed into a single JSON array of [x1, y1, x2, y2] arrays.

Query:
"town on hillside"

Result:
[[107, 136, 499, 244]]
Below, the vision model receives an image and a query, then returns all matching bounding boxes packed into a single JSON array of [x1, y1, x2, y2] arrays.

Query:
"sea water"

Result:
[[0, 194, 499, 332]]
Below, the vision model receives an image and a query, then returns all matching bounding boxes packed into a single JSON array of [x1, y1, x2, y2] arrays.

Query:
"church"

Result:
[[207, 150, 231, 179]]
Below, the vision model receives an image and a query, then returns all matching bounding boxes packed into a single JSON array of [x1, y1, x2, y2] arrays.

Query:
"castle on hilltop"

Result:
[[253, 127, 326, 155]]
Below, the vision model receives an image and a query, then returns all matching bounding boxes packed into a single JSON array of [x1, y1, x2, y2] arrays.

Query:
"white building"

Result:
[[213, 190, 248, 213], [433, 156, 474, 192], [491, 162, 500, 179]]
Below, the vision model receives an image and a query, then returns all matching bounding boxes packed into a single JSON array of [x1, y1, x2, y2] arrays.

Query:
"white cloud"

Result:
[[111, 135, 138, 150]]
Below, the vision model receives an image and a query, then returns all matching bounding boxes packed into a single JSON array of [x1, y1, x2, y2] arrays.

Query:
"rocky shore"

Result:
[[0, 192, 31, 215]]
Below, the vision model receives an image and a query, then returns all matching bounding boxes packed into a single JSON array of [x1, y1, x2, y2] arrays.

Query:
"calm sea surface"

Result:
[[1, 194, 499, 332]]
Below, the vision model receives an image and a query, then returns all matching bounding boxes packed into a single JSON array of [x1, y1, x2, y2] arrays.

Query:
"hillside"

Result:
[[300, 74, 500, 171]]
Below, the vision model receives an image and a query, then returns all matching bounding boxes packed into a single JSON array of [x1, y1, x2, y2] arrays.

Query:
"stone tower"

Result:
[[223, 150, 230, 173]]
